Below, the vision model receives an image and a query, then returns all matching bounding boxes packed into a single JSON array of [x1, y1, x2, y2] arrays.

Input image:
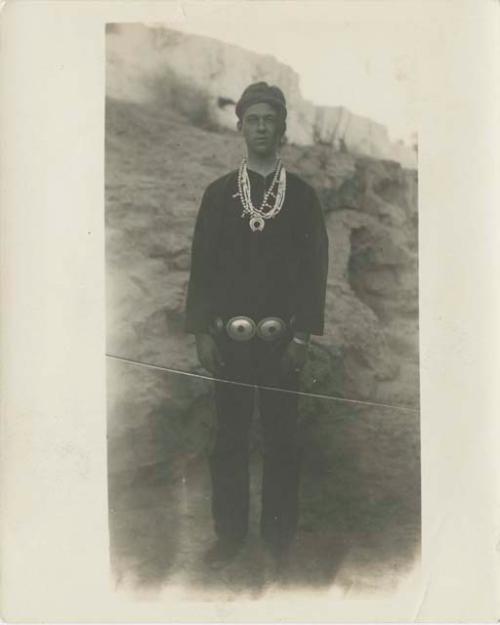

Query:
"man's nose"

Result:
[[257, 118, 266, 131]]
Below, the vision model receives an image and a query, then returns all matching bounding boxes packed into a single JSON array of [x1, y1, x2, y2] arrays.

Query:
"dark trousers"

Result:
[[209, 333, 301, 549]]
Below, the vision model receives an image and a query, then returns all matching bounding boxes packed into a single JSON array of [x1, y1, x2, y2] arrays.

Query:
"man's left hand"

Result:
[[281, 339, 309, 375]]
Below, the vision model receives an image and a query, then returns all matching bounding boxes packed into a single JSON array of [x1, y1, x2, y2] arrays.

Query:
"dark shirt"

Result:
[[184, 167, 329, 335]]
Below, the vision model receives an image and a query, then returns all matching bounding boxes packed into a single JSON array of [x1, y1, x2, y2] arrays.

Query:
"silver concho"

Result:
[[249, 216, 265, 232], [257, 317, 286, 341], [226, 316, 256, 341]]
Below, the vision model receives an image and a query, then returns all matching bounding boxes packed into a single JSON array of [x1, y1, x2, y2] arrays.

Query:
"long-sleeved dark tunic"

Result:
[[184, 167, 329, 336]]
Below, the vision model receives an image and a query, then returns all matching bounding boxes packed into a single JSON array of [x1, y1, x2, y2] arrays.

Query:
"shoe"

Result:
[[203, 539, 243, 568], [263, 540, 291, 571]]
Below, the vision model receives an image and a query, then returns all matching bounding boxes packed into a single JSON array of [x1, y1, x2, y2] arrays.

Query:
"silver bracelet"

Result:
[[292, 336, 309, 346]]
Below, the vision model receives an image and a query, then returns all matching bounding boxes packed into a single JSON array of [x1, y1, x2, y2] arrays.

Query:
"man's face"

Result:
[[238, 102, 284, 157]]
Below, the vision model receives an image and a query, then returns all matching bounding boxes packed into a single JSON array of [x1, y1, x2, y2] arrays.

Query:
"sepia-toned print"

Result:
[[105, 20, 420, 597]]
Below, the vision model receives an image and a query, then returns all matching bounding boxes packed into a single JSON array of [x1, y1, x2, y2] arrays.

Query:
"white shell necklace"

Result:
[[233, 157, 287, 232]]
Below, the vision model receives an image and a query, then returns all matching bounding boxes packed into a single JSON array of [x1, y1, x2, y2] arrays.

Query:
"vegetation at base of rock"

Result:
[[147, 68, 217, 130]]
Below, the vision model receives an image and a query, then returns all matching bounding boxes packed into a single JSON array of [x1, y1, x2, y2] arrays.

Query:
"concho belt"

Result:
[[217, 316, 287, 342]]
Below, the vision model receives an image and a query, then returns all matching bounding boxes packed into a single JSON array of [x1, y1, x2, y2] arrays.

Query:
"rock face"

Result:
[[106, 23, 417, 168], [105, 83, 420, 575], [105, 97, 419, 411]]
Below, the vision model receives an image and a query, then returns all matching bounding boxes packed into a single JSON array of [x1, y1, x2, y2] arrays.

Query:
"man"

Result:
[[184, 82, 329, 568]]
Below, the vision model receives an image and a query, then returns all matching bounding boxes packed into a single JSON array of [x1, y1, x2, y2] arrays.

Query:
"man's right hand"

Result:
[[195, 333, 225, 373]]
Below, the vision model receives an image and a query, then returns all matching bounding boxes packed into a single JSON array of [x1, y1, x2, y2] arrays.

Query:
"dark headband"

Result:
[[235, 81, 287, 121]]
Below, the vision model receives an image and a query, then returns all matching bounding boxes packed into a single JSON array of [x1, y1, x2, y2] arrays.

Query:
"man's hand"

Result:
[[281, 338, 309, 375], [195, 333, 225, 373]]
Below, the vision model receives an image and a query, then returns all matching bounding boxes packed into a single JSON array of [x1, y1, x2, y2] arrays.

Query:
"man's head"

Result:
[[236, 82, 287, 157]]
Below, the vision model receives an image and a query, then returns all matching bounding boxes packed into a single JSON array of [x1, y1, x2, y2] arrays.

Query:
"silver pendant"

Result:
[[249, 216, 265, 232]]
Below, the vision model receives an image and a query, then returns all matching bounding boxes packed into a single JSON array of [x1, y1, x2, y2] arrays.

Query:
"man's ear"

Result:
[[279, 121, 287, 145], [236, 120, 242, 132]]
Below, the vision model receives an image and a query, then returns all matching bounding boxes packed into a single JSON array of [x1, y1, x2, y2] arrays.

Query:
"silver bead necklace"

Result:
[[233, 158, 287, 232]]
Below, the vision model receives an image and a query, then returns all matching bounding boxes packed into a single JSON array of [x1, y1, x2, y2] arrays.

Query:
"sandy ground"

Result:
[[108, 365, 420, 599], [109, 455, 419, 599]]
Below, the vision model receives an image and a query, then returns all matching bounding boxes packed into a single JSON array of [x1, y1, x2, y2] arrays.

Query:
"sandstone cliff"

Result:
[[106, 23, 417, 168], [105, 35, 420, 582]]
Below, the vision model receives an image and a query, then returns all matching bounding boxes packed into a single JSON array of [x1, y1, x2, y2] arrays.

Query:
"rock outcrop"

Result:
[[105, 32, 420, 578], [106, 23, 417, 168], [105, 91, 420, 574], [105, 98, 419, 410]]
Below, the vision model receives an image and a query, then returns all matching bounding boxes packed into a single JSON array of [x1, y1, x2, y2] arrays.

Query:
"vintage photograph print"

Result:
[[105, 14, 420, 597]]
